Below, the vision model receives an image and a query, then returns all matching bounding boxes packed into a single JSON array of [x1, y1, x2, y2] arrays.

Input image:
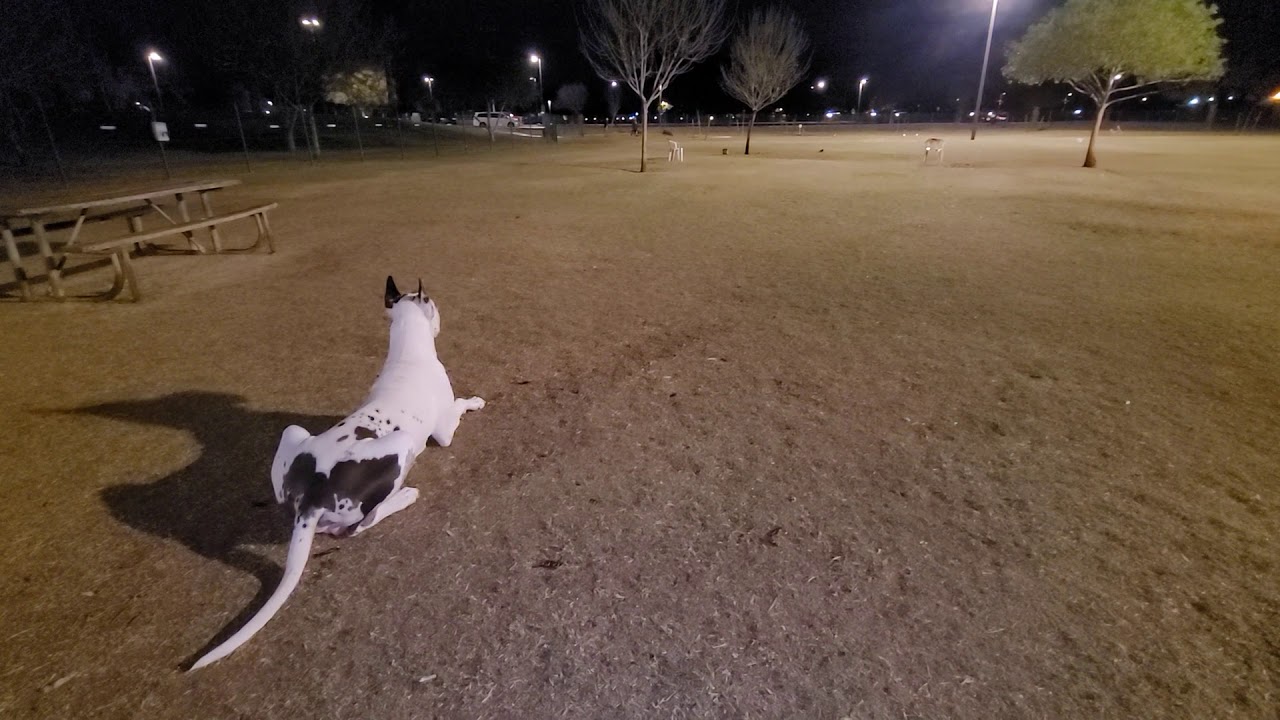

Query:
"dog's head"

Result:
[[384, 276, 440, 337]]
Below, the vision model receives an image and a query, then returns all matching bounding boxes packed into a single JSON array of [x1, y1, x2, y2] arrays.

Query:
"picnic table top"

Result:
[[3, 179, 242, 219]]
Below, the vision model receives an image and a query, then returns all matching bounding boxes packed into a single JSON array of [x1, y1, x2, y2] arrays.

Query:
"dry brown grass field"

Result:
[[2, 127, 1277, 719]]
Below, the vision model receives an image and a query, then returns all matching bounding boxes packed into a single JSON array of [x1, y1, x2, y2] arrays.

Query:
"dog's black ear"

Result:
[[385, 276, 402, 309], [417, 278, 425, 298]]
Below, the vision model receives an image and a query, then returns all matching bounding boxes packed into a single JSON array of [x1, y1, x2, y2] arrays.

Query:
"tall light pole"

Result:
[[857, 77, 868, 115], [146, 51, 164, 112], [530, 54, 544, 115], [422, 75, 435, 103], [971, 0, 1000, 140], [298, 16, 323, 159]]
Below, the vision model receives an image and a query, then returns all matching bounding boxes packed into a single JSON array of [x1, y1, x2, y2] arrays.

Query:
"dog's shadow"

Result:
[[76, 391, 340, 667]]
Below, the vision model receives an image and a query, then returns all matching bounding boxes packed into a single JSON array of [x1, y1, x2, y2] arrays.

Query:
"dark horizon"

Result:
[[49, 0, 1280, 117]]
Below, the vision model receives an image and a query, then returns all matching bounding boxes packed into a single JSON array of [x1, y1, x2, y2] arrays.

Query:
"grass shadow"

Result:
[[74, 391, 339, 667]]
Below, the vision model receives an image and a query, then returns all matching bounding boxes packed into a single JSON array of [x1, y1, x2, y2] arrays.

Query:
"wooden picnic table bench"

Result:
[[1, 179, 277, 302]]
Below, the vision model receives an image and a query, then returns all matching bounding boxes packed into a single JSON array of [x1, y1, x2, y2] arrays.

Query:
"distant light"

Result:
[[1141, 97, 1148, 102], [300, 16, 321, 28], [968, 111, 975, 117], [1187, 96, 1201, 106], [193, 123, 207, 128], [1227, 95, 1235, 101], [269, 124, 280, 129], [816, 79, 827, 90], [708, 115, 714, 120], [825, 111, 835, 118], [1271, 89, 1280, 102], [868, 110, 877, 117], [1113, 73, 1124, 81], [99, 125, 117, 131], [147, 51, 163, 62], [264, 110, 271, 114], [326, 123, 336, 127], [775, 107, 783, 112], [610, 80, 617, 87], [1208, 96, 1216, 102], [375, 123, 383, 127], [1073, 108, 1083, 116], [530, 54, 540, 64]]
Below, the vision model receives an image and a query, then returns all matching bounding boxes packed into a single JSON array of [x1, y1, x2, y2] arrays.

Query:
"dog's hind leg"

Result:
[[431, 397, 485, 447], [351, 487, 419, 535]]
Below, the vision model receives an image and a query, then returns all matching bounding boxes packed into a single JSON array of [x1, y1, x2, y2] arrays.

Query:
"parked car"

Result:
[[435, 115, 457, 125], [472, 111, 520, 128]]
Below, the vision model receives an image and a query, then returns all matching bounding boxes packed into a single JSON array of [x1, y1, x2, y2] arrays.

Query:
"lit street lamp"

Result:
[[971, 0, 1000, 140], [812, 79, 827, 91], [530, 53, 544, 115], [300, 16, 322, 30], [422, 75, 435, 102], [857, 77, 868, 114], [146, 51, 164, 112]]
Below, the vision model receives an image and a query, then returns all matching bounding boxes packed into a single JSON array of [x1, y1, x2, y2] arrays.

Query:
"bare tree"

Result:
[[721, 7, 810, 155], [579, 0, 729, 171], [0, 0, 81, 165], [555, 83, 589, 135]]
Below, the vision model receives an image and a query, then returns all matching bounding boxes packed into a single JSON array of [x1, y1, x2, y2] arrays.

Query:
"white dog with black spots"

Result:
[[190, 276, 484, 670]]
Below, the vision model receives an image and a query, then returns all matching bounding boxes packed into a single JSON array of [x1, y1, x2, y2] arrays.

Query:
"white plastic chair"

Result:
[[923, 138, 944, 165], [667, 140, 684, 162]]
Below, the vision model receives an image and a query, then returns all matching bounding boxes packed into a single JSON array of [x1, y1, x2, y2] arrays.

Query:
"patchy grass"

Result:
[[1, 128, 1277, 719]]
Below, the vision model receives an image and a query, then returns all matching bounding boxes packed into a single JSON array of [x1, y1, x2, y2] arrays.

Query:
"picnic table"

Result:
[[1, 179, 276, 301]]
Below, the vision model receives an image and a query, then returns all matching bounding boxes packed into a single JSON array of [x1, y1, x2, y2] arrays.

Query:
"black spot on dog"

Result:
[[337, 435, 349, 442], [282, 452, 400, 517], [354, 426, 377, 440], [393, 426, 400, 432]]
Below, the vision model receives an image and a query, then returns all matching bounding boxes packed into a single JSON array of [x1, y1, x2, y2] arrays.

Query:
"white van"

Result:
[[472, 112, 520, 128]]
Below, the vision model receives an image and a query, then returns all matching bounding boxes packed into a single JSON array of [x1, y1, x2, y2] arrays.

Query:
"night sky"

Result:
[[65, 0, 1280, 115]]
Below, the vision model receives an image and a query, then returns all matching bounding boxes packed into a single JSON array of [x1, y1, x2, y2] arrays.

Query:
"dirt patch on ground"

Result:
[[1, 130, 1277, 718]]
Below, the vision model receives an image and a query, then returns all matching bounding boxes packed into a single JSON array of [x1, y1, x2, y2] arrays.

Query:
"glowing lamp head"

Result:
[[147, 51, 163, 62], [530, 54, 540, 64]]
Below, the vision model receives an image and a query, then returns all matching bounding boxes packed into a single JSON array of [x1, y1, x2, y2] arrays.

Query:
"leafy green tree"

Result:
[[325, 68, 390, 113], [1004, 0, 1225, 167]]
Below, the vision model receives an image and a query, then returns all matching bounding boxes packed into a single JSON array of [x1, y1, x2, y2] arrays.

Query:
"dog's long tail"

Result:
[[188, 508, 321, 671]]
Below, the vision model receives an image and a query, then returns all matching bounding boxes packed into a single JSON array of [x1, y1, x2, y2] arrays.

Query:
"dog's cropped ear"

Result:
[[385, 276, 402, 309], [417, 278, 426, 299]]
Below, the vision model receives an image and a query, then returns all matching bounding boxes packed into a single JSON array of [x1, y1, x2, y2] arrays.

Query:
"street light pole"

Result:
[[423, 75, 438, 157], [857, 77, 868, 115], [530, 54, 544, 118], [146, 51, 164, 112], [971, 0, 1000, 140]]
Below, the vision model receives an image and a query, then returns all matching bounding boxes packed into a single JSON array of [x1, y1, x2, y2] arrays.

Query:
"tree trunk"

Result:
[[309, 108, 321, 157], [1083, 102, 1106, 168], [640, 100, 650, 172], [745, 110, 757, 155], [285, 106, 298, 153], [1, 90, 29, 167]]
